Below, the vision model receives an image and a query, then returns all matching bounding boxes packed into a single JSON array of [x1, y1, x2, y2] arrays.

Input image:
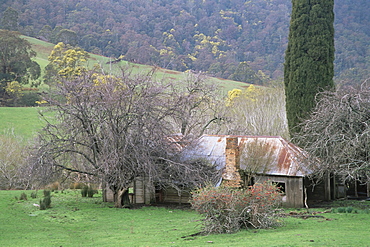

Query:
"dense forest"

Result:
[[0, 0, 369, 86]]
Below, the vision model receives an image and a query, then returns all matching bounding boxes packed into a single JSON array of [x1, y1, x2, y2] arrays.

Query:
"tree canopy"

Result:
[[284, 0, 335, 134], [0, 7, 19, 31], [44, 42, 90, 85], [0, 29, 40, 105]]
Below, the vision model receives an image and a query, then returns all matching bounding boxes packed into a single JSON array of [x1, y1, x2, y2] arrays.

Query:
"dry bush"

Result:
[[191, 181, 282, 234]]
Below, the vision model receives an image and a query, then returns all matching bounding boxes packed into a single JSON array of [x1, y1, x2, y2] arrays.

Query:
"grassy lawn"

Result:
[[1, 190, 370, 247]]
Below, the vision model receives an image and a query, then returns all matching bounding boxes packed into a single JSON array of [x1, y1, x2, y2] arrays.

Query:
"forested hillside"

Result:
[[1, 0, 369, 86]]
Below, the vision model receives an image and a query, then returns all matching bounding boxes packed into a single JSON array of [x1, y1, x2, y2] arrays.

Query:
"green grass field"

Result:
[[1, 189, 370, 247], [0, 107, 46, 140]]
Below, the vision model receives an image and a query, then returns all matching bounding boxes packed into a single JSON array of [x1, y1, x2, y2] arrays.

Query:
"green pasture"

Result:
[[1, 189, 370, 247], [0, 107, 46, 140]]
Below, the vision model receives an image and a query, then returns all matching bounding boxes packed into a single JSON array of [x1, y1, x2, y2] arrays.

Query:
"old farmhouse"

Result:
[[105, 135, 340, 208]]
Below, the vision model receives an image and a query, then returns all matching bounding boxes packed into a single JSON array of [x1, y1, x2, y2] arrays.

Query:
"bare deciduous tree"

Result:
[[223, 85, 289, 139], [293, 82, 370, 196], [155, 157, 220, 203], [239, 138, 277, 186], [30, 70, 220, 207], [168, 72, 224, 137], [0, 133, 32, 189]]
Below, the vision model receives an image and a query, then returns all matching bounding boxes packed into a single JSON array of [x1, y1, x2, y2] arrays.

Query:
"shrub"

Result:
[[19, 91, 41, 106], [31, 191, 37, 199], [87, 186, 95, 198], [81, 186, 88, 197], [81, 185, 96, 197], [19, 192, 28, 201], [346, 206, 354, 213], [39, 190, 51, 210], [337, 207, 346, 213], [191, 181, 282, 234], [39, 199, 46, 210], [43, 196, 51, 208], [47, 182, 60, 191], [43, 190, 51, 197]]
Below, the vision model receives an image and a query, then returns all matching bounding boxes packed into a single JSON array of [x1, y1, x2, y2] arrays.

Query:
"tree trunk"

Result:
[[114, 188, 131, 208], [366, 174, 370, 198]]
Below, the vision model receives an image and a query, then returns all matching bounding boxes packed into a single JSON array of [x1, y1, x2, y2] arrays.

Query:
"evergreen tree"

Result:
[[1, 7, 19, 31], [284, 0, 335, 135], [0, 30, 40, 105]]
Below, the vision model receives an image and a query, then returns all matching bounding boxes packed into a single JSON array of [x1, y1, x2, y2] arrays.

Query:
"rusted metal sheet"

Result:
[[180, 134, 310, 177]]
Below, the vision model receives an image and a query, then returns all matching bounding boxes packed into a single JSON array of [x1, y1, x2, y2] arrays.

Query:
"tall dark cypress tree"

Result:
[[284, 0, 335, 135]]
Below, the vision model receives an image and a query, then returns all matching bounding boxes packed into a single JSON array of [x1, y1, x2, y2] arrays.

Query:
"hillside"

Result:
[[0, 36, 254, 140], [1, 0, 369, 86], [24, 36, 251, 93]]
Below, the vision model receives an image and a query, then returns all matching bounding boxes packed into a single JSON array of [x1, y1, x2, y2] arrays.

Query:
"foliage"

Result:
[[156, 157, 220, 200], [1, 1, 369, 85], [81, 186, 88, 197], [39, 199, 46, 210], [44, 42, 90, 85], [18, 91, 41, 107], [293, 83, 370, 191], [87, 186, 95, 198], [0, 7, 19, 31], [43, 190, 51, 197], [30, 191, 37, 199], [334, 206, 358, 214], [0, 29, 41, 105], [284, 0, 335, 134], [229, 62, 262, 84], [191, 182, 282, 234]]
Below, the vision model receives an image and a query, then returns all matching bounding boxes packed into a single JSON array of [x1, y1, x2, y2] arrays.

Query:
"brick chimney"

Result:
[[222, 137, 242, 187]]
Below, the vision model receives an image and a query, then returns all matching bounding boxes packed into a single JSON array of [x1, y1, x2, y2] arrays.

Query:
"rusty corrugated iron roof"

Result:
[[180, 134, 310, 177]]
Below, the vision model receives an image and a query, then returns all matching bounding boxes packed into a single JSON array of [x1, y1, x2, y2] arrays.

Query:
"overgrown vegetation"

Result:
[[191, 182, 282, 234], [294, 84, 370, 196]]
